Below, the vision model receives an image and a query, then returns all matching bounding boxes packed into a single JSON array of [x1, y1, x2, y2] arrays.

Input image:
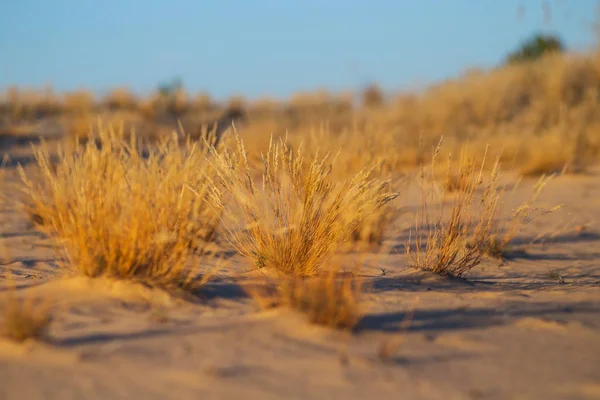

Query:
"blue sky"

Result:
[[0, 0, 598, 100]]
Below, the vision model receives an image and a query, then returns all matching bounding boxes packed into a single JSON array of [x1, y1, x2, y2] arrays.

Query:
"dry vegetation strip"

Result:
[[3, 49, 600, 176]]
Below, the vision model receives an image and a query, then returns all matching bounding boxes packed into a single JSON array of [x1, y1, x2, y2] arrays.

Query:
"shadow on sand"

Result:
[[357, 301, 600, 334]]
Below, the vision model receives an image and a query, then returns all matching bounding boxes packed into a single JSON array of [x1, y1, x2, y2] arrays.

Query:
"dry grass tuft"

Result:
[[61, 112, 142, 145], [62, 112, 99, 141], [407, 140, 503, 277], [0, 171, 51, 343], [443, 165, 472, 193], [0, 123, 40, 139], [18, 121, 222, 290], [289, 127, 406, 248], [485, 174, 562, 258], [518, 134, 573, 176], [408, 139, 559, 274], [349, 201, 399, 246], [208, 132, 399, 276], [1, 290, 52, 343], [62, 90, 95, 114], [246, 268, 364, 330]]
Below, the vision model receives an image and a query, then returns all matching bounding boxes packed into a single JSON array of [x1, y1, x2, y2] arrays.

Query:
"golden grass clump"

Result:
[[61, 112, 143, 145], [485, 174, 562, 258], [287, 127, 405, 247], [62, 112, 98, 141], [1, 86, 62, 119], [103, 88, 139, 111], [516, 130, 572, 176], [517, 124, 595, 176], [1, 291, 52, 343], [347, 174, 405, 247], [443, 161, 473, 193], [279, 272, 363, 329], [62, 90, 95, 114], [246, 269, 364, 330], [1, 163, 51, 343], [407, 141, 503, 277], [18, 121, 221, 290], [208, 132, 399, 276], [349, 202, 397, 246]]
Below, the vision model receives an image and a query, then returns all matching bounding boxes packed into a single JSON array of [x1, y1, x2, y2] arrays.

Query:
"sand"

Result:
[[0, 135, 599, 400]]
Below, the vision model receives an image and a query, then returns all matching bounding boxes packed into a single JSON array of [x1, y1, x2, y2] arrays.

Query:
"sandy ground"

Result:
[[0, 132, 599, 400]]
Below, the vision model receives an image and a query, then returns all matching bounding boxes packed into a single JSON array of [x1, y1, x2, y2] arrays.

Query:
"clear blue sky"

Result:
[[0, 0, 598, 100]]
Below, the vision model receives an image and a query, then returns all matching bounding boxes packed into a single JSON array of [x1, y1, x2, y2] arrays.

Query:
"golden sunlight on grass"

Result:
[[246, 267, 364, 330], [1, 289, 52, 343], [3, 47, 600, 177], [207, 132, 399, 276], [407, 141, 503, 277], [293, 128, 408, 247], [485, 174, 563, 258], [18, 121, 222, 290]]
